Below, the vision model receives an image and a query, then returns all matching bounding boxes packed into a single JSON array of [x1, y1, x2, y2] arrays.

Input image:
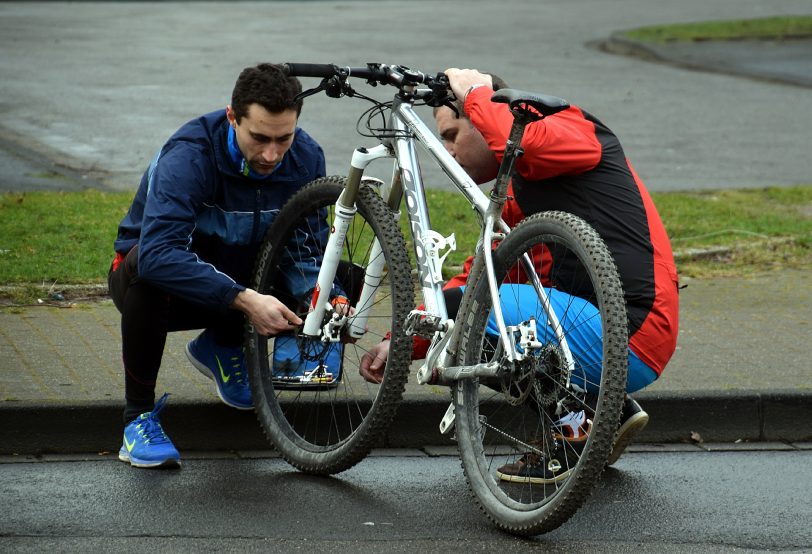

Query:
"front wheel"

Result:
[[454, 211, 628, 535], [245, 176, 414, 475]]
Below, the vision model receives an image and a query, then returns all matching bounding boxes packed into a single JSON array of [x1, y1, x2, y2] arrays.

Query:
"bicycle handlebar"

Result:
[[283, 62, 447, 88], [283, 63, 344, 79], [283, 63, 570, 125]]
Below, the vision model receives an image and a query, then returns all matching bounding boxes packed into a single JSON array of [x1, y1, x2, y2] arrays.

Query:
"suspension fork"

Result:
[[302, 144, 392, 338], [346, 168, 403, 339]]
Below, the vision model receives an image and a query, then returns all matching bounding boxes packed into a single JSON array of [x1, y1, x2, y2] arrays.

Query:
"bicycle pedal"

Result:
[[404, 310, 446, 338]]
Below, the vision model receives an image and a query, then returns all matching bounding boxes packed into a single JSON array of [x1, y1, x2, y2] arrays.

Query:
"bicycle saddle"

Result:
[[491, 88, 570, 117]]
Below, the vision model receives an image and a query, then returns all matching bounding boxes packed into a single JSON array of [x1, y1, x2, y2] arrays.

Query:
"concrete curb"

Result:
[[2, 390, 810, 455], [597, 33, 812, 88]]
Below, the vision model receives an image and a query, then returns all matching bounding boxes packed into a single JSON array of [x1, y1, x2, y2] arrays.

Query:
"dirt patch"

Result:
[[0, 284, 110, 307]]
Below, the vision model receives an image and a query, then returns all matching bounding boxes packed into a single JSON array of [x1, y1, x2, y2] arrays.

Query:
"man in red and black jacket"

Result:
[[361, 68, 679, 471]]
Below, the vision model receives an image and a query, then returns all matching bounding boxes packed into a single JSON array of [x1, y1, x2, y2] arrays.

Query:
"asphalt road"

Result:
[[0, 0, 811, 193], [2, 449, 810, 552]]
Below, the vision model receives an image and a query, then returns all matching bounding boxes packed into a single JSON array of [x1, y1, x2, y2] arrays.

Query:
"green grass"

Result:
[[410, 185, 812, 279], [622, 15, 812, 43], [0, 186, 810, 303], [0, 190, 132, 284], [652, 186, 812, 277]]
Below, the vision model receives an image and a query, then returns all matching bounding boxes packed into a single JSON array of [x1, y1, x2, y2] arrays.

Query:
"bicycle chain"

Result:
[[478, 416, 545, 457]]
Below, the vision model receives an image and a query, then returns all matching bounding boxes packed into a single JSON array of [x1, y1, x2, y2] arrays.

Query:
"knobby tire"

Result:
[[246, 176, 413, 475], [454, 211, 628, 535]]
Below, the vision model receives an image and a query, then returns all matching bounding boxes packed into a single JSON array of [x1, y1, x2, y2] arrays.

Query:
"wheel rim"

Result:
[[247, 179, 413, 471], [455, 212, 628, 532]]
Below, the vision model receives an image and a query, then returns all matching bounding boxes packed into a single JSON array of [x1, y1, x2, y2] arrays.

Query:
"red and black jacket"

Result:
[[444, 87, 679, 375]]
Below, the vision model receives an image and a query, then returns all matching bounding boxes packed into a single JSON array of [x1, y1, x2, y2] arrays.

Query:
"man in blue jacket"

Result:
[[108, 64, 326, 468]]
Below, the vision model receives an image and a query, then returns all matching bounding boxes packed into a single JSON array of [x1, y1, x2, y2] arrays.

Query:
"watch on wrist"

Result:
[[464, 83, 487, 102]]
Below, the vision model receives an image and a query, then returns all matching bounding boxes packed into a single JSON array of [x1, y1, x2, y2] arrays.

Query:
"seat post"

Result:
[[490, 106, 540, 206]]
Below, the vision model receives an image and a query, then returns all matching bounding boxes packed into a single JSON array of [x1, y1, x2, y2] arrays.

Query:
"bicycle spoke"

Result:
[[246, 178, 413, 474], [454, 211, 627, 534]]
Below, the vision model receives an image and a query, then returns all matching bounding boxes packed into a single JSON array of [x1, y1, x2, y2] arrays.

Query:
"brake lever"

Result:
[[422, 89, 459, 116], [424, 73, 459, 117], [294, 79, 330, 103], [443, 98, 460, 118], [295, 76, 355, 101]]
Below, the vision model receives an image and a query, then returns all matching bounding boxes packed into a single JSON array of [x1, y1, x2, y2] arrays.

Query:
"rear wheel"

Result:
[[454, 211, 628, 535], [246, 176, 413, 474]]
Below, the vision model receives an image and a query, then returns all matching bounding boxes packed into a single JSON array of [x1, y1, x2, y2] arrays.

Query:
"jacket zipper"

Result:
[[252, 186, 262, 243]]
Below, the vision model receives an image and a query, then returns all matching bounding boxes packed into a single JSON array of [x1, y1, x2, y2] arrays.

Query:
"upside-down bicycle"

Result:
[[245, 63, 628, 535]]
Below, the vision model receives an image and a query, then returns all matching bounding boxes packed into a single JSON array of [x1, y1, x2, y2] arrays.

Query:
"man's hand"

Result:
[[232, 288, 302, 336], [359, 339, 390, 384], [444, 68, 493, 103]]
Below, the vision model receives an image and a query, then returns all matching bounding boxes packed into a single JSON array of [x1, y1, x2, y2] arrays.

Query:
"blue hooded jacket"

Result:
[[113, 109, 327, 312]]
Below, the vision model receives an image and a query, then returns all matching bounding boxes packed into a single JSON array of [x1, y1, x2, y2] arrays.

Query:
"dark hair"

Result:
[[490, 74, 509, 91], [230, 63, 303, 122]]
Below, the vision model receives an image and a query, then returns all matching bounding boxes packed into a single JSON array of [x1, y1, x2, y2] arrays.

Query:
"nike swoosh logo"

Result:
[[215, 354, 231, 383], [124, 435, 136, 452]]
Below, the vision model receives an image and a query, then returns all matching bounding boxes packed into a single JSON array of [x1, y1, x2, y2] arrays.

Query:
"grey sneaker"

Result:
[[496, 411, 591, 484], [607, 396, 649, 466], [496, 438, 585, 485]]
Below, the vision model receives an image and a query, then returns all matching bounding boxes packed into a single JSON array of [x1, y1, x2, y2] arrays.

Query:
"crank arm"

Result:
[[430, 361, 501, 385]]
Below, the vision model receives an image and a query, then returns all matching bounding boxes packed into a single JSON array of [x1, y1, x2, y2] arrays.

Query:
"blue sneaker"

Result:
[[118, 393, 180, 468], [186, 329, 253, 410]]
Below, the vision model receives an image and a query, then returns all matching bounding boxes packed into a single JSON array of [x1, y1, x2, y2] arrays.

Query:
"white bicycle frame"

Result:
[[301, 89, 575, 385]]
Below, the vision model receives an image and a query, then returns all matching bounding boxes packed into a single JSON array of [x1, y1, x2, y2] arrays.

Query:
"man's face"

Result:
[[435, 106, 499, 184], [227, 103, 298, 176]]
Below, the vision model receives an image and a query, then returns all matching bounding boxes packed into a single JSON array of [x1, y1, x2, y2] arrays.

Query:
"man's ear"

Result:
[[226, 105, 237, 127]]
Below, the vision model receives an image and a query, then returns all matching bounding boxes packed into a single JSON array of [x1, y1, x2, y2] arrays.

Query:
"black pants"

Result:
[[109, 246, 245, 423], [109, 246, 365, 424]]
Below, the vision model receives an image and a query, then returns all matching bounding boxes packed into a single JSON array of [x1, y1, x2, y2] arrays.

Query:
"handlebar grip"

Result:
[[283, 63, 338, 78]]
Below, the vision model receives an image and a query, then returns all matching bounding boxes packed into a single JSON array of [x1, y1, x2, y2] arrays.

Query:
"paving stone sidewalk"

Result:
[[1, 270, 809, 454]]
